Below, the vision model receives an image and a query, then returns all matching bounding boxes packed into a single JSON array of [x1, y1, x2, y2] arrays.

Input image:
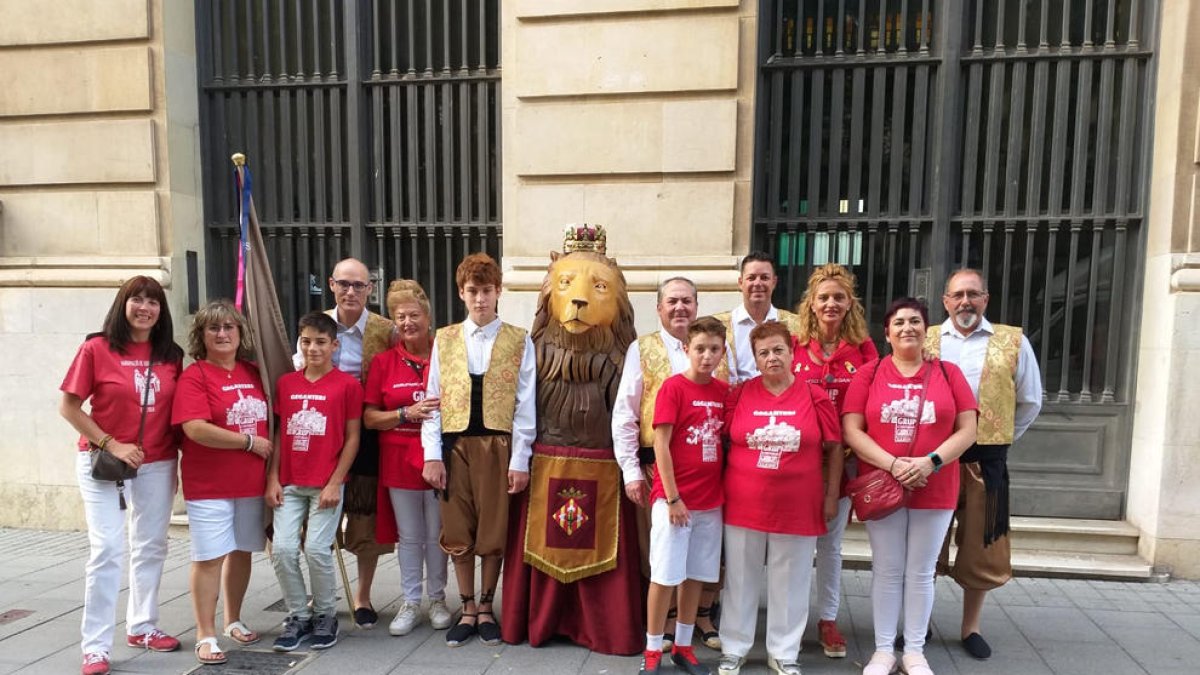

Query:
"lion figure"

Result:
[[531, 250, 637, 449]]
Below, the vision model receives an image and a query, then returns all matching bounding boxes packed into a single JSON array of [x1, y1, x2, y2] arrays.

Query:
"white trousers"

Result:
[[722, 524, 818, 661], [388, 488, 448, 603], [76, 452, 177, 655], [814, 496, 852, 621], [864, 507, 954, 654]]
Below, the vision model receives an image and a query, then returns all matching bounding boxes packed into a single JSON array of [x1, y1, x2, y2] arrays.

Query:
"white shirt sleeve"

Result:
[[421, 341, 444, 462], [611, 341, 646, 486], [1013, 335, 1043, 441], [508, 333, 538, 473]]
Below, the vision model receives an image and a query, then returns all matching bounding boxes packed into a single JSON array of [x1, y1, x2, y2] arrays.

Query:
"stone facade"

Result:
[[0, 0, 1198, 579], [0, 0, 200, 528]]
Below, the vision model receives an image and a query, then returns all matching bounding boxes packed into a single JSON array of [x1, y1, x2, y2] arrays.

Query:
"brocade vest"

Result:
[[636, 333, 674, 449], [360, 311, 395, 382], [436, 322, 527, 434], [712, 308, 803, 382], [925, 324, 1023, 445]]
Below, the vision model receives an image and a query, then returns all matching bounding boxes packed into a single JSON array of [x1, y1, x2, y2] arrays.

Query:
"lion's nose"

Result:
[[571, 298, 588, 309]]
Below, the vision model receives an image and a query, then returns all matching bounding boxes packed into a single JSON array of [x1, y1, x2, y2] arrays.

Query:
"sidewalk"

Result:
[[0, 527, 1197, 674]]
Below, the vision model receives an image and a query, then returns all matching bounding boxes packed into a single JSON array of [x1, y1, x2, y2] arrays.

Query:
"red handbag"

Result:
[[847, 358, 934, 521]]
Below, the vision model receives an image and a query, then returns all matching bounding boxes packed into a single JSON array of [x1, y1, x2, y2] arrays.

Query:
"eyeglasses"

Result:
[[205, 323, 238, 334], [332, 279, 372, 292], [944, 290, 987, 300]]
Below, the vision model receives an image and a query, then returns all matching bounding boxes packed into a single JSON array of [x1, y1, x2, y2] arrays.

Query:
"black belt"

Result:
[[960, 443, 1010, 546]]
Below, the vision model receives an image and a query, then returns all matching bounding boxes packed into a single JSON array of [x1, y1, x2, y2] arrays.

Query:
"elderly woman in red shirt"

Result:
[[842, 298, 977, 675], [718, 321, 841, 675]]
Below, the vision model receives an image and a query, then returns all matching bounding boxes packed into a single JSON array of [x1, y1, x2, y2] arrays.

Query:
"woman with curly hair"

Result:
[[59, 276, 185, 675], [789, 263, 878, 659], [171, 300, 272, 665]]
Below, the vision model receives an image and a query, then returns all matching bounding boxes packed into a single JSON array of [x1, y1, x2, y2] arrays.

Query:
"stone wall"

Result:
[[1127, 0, 1200, 578], [0, 0, 200, 528], [499, 0, 753, 329]]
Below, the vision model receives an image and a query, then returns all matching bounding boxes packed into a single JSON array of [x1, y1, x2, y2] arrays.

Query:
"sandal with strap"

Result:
[[223, 620, 259, 646], [194, 637, 227, 665], [663, 607, 677, 651], [696, 605, 721, 650], [477, 591, 502, 646], [447, 594, 478, 648]]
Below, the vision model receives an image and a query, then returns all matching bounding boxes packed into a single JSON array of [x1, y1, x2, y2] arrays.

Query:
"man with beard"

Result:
[[926, 268, 1042, 661], [714, 253, 803, 383], [612, 278, 723, 651]]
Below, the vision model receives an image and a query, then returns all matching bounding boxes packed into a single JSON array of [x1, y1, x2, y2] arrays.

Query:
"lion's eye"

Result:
[[594, 282, 607, 292], [558, 276, 572, 289]]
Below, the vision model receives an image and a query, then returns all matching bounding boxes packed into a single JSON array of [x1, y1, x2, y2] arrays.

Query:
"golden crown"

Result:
[[563, 223, 607, 254]]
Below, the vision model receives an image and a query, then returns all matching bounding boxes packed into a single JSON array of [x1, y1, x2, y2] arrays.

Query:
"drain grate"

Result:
[[0, 609, 32, 625], [185, 650, 312, 674]]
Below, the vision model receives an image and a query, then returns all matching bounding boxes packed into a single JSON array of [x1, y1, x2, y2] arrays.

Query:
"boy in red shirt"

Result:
[[266, 312, 364, 652], [641, 317, 730, 675]]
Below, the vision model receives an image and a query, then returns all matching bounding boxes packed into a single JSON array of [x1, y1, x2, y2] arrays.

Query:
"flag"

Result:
[[233, 154, 292, 425]]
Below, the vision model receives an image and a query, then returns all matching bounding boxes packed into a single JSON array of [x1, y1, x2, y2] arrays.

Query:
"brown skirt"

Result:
[[938, 460, 1012, 590]]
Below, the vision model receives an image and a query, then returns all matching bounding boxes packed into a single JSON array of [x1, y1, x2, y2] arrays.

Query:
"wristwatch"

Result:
[[927, 452, 944, 473]]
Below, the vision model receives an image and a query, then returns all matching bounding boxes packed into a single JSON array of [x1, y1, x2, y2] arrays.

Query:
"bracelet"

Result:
[[398, 407, 407, 423], [888, 457, 898, 475], [667, 495, 681, 505], [244, 434, 254, 452], [97, 434, 114, 450]]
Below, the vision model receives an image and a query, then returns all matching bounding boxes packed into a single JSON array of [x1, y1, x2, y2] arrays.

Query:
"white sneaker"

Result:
[[767, 656, 802, 675], [428, 599, 453, 630], [389, 601, 422, 636], [718, 654, 745, 675]]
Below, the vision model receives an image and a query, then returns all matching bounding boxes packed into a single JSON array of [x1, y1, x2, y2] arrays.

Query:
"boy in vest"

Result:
[[268, 312, 364, 652], [641, 317, 730, 675], [421, 252, 536, 647]]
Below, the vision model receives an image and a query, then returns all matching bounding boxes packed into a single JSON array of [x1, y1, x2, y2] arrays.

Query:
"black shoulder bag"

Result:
[[89, 360, 153, 510]]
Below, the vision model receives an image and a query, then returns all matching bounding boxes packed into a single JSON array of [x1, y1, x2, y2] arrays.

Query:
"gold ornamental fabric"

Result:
[[436, 322, 527, 433], [522, 445, 622, 583], [712, 308, 803, 382], [637, 333, 673, 448], [925, 324, 1022, 445], [361, 311, 395, 381]]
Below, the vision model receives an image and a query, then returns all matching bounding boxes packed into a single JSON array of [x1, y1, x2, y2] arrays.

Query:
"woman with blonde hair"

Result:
[[172, 300, 272, 664], [363, 280, 451, 635], [789, 263, 878, 659]]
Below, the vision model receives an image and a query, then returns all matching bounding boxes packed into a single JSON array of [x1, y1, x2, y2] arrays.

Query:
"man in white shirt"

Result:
[[291, 258, 396, 630], [420, 252, 536, 648], [714, 252, 803, 382], [928, 268, 1042, 661], [611, 277, 725, 651]]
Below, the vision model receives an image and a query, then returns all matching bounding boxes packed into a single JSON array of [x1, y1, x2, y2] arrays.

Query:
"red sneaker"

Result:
[[671, 645, 711, 675], [639, 649, 664, 674], [81, 652, 110, 675], [818, 619, 847, 658], [126, 628, 181, 652]]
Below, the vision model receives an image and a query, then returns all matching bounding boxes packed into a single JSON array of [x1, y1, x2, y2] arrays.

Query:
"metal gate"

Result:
[[197, 0, 501, 332], [752, 0, 1156, 519]]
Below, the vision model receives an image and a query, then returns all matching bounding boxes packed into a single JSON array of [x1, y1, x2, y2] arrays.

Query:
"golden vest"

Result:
[[636, 333, 674, 448], [360, 311, 395, 381], [436, 322, 527, 433], [712, 308, 803, 382], [926, 324, 1023, 445]]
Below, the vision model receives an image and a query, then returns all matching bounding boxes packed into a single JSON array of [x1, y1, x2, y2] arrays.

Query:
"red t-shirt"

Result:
[[841, 357, 978, 509], [274, 368, 364, 488], [172, 360, 269, 500], [364, 345, 431, 490], [650, 374, 730, 510], [791, 337, 879, 414], [60, 336, 181, 464], [723, 377, 840, 535]]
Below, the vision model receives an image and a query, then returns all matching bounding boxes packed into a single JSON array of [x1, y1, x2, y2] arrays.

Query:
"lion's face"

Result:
[[547, 256, 623, 335]]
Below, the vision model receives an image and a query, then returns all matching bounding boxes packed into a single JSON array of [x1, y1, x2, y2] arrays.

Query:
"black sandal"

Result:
[[696, 605, 722, 650], [663, 608, 677, 650], [446, 595, 477, 647], [477, 591, 502, 646]]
